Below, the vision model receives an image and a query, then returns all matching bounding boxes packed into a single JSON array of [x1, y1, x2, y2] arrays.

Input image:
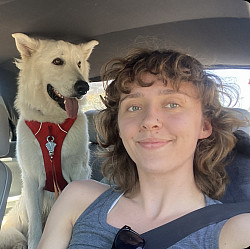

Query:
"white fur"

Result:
[[0, 33, 98, 249]]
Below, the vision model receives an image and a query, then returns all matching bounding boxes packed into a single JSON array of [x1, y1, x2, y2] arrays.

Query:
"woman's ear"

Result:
[[199, 118, 212, 139]]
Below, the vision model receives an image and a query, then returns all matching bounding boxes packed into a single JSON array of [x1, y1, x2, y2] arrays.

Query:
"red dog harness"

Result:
[[25, 118, 76, 196]]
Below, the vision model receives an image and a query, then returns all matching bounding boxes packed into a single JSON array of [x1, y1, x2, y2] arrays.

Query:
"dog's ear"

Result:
[[80, 40, 99, 60], [12, 33, 38, 58]]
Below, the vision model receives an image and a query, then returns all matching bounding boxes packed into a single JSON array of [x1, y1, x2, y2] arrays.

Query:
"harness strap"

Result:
[[25, 118, 76, 193]]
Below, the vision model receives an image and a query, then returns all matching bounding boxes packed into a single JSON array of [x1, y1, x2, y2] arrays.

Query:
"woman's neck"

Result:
[[127, 168, 205, 219]]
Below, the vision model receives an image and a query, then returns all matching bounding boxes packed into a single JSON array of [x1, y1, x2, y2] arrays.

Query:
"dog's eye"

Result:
[[52, 58, 64, 66], [77, 61, 81, 69]]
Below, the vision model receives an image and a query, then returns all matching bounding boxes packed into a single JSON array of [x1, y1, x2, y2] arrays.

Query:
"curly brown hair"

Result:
[[96, 48, 248, 199]]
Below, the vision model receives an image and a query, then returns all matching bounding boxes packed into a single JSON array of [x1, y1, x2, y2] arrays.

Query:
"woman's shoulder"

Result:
[[63, 179, 110, 204], [219, 213, 250, 248], [65, 179, 110, 195], [59, 180, 110, 223]]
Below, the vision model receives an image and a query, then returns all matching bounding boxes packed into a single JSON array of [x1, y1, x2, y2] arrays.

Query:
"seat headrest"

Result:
[[0, 96, 10, 156], [221, 129, 250, 203], [232, 108, 250, 136]]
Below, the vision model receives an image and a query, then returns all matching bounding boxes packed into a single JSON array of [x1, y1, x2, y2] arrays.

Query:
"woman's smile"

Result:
[[136, 138, 171, 150]]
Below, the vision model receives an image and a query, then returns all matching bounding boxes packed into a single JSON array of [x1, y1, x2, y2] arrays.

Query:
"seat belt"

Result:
[[142, 201, 250, 248]]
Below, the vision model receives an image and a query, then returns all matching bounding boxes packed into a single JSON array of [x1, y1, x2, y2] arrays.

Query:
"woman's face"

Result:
[[118, 73, 212, 175]]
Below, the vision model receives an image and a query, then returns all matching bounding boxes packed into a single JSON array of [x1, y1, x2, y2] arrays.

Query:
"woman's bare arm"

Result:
[[219, 213, 250, 249], [37, 180, 109, 249]]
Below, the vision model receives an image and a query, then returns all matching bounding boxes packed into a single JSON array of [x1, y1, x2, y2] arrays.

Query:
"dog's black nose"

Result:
[[74, 80, 89, 97]]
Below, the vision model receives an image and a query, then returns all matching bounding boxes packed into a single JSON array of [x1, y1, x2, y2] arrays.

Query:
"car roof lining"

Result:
[[0, 0, 249, 79]]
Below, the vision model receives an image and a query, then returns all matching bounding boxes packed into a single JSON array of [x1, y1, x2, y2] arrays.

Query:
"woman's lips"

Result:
[[137, 138, 171, 149]]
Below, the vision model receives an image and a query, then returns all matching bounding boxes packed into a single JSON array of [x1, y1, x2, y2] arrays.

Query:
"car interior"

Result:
[[0, 96, 12, 229], [0, 0, 250, 232]]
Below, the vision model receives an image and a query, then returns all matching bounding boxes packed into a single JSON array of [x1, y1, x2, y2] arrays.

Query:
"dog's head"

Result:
[[12, 33, 98, 122]]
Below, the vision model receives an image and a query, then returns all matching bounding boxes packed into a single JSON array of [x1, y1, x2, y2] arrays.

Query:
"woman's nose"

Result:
[[140, 108, 163, 131]]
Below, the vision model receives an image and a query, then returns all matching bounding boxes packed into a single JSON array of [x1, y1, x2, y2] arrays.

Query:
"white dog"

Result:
[[0, 33, 98, 249]]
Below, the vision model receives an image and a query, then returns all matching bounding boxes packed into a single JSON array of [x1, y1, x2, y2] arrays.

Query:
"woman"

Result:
[[38, 48, 250, 248]]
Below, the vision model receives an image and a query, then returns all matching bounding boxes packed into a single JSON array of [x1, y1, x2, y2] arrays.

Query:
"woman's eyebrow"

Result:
[[120, 88, 192, 103], [120, 92, 142, 103], [120, 90, 178, 102]]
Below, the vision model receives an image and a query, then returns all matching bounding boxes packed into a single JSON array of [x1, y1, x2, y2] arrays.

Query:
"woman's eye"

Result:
[[128, 106, 141, 112], [165, 103, 179, 109], [52, 58, 64, 66]]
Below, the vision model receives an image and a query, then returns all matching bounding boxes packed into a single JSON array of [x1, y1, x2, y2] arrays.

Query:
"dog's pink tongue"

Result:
[[64, 97, 78, 118]]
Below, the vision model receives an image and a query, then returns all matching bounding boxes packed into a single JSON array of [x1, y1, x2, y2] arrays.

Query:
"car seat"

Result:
[[0, 96, 12, 229], [221, 108, 250, 203], [85, 110, 105, 181]]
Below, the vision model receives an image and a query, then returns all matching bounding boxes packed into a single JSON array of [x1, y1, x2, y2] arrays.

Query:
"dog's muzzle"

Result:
[[47, 80, 89, 118]]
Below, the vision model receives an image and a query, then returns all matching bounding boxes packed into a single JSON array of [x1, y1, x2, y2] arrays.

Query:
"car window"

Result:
[[208, 69, 250, 110], [82, 81, 105, 112]]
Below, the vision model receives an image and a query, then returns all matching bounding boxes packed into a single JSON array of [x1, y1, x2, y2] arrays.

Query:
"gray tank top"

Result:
[[68, 188, 227, 248]]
